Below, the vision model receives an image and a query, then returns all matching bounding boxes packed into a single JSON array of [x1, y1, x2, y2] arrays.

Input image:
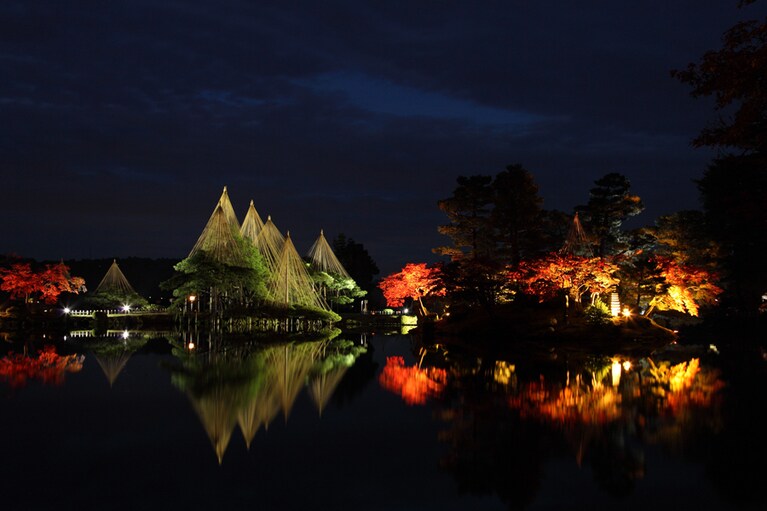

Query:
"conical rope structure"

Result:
[[254, 215, 285, 275], [94, 260, 136, 295], [188, 204, 249, 267], [307, 229, 350, 277], [561, 212, 594, 257], [188, 187, 248, 266], [268, 233, 328, 310], [216, 185, 240, 231], [240, 199, 265, 244]]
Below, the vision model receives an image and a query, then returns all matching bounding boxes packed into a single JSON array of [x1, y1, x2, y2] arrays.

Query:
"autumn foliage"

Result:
[[0, 261, 85, 304], [510, 252, 619, 306], [378, 356, 447, 405], [0, 346, 84, 388], [646, 256, 723, 316], [378, 263, 444, 315]]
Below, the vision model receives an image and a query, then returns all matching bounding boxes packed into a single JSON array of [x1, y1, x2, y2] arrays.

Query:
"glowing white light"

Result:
[[63, 307, 71, 314], [188, 342, 195, 350], [403, 308, 409, 314], [122, 304, 131, 312], [611, 359, 622, 387], [622, 361, 631, 371], [622, 307, 631, 317], [122, 330, 129, 339], [610, 292, 621, 316]]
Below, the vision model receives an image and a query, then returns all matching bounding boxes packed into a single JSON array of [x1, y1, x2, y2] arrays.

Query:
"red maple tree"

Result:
[[0, 261, 85, 305], [510, 252, 619, 307], [378, 263, 444, 315]]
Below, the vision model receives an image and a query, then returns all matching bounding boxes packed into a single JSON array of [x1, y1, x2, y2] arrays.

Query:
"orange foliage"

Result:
[[510, 252, 619, 304], [0, 346, 84, 388], [648, 257, 723, 316], [0, 261, 85, 304], [509, 380, 621, 425], [378, 356, 447, 405], [378, 263, 444, 309], [647, 358, 724, 412]]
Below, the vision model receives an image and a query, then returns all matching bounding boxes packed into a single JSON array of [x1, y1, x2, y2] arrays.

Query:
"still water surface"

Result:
[[0, 330, 765, 510]]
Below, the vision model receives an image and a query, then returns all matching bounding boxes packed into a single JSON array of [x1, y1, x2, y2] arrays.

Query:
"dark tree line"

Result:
[[673, 0, 767, 313]]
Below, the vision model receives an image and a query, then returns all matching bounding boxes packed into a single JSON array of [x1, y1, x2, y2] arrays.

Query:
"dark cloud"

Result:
[[1, 0, 762, 275]]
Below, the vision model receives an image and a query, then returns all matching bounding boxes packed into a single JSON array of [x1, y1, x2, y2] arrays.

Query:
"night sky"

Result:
[[2, 1, 763, 276]]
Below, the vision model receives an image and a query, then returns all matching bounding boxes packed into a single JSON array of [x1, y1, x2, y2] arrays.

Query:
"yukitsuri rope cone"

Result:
[[94, 260, 136, 295], [560, 212, 594, 257], [268, 232, 328, 310], [188, 187, 249, 267], [254, 215, 285, 275], [240, 199, 265, 245], [307, 229, 350, 277]]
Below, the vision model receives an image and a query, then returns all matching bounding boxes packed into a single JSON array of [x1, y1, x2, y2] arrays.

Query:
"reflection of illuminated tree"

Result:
[[237, 371, 280, 449], [509, 377, 621, 426], [171, 347, 257, 463], [267, 342, 324, 420], [80, 335, 149, 387], [308, 339, 366, 415], [378, 356, 447, 405], [0, 345, 83, 388], [169, 331, 365, 463], [433, 351, 726, 504]]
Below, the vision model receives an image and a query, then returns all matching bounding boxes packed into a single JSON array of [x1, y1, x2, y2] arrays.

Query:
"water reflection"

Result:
[[0, 345, 83, 388], [70, 330, 150, 386], [167, 328, 367, 463], [379, 345, 732, 506], [379, 355, 447, 405]]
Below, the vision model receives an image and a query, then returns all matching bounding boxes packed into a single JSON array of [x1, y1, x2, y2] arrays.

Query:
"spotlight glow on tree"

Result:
[[0, 261, 85, 305], [378, 263, 444, 316], [510, 252, 619, 306]]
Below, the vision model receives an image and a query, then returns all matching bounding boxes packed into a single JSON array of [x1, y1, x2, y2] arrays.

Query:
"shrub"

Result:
[[584, 300, 612, 325]]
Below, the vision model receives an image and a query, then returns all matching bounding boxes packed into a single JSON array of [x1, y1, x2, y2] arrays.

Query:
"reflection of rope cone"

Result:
[[93, 351, 132, 387], [171, 333, 360, 463], [189, 387, 241, 465], [309, 366, 349, 416], [267, 343, 323, 421], [237, 390, 280, 449]]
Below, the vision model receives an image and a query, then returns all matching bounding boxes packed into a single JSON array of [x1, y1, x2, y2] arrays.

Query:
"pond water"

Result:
[[0, 329, 765, 511]]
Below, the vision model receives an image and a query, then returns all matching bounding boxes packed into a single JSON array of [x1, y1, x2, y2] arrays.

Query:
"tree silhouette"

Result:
[[576, 173, 644, 257]]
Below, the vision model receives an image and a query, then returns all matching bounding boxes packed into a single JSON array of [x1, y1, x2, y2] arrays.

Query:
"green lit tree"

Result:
[[162, 237, 269, 313]]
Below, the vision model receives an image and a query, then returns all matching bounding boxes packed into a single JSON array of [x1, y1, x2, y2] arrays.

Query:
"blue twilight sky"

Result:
[[1, 1, 763, 275]]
